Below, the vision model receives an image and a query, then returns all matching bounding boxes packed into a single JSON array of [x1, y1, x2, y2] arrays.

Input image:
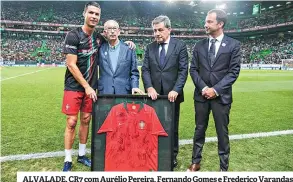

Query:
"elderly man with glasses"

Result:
[[97, 20, 144, 95]]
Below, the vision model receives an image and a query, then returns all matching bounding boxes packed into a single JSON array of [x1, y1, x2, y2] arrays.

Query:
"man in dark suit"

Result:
[[188, 9, 241, 171], [98, 20, 144, 95], [141, 15, 188, 168]]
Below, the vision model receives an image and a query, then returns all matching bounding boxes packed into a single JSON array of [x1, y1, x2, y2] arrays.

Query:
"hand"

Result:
[[132, 88, 145, 95], [201, 86, 208, 96], [168, 90, 178, 102], [85, 86, 97, 102], [124, 41, 136, 49], [203, 88, 216, 100], [147, 87, 159, 100]]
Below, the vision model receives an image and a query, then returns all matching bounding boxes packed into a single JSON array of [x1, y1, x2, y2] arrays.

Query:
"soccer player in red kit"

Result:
[[61, 2, 103, 171]]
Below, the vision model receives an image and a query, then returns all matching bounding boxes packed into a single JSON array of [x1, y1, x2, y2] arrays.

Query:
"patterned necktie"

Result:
[[209, 39, 216, 66], [159, 43, 166, 66]]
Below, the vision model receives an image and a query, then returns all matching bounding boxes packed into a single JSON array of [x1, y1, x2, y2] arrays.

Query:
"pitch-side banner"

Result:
[[92, 95, 175, 171], [17, 172, 293, 182]]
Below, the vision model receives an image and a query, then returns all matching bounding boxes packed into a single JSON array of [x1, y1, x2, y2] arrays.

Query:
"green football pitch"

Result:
[[1, 67, 293, 180]]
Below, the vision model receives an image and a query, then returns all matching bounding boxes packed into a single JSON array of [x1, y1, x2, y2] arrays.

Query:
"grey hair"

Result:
[[152, 15, 171, 28], [104, 20, 120, 29]]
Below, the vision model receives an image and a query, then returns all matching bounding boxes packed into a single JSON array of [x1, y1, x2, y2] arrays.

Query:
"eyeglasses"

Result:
[[105, 27, 119, 31]]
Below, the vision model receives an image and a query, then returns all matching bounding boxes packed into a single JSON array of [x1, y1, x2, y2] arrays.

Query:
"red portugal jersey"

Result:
[[97, 103, 168, 171]]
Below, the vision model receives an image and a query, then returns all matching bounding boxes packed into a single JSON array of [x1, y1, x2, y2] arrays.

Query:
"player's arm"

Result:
[[66, 54, 97, 101]]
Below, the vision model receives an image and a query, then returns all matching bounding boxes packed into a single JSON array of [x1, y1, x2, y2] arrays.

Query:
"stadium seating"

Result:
[[1, 1, 293, 63], [1, 1, 293, 29]]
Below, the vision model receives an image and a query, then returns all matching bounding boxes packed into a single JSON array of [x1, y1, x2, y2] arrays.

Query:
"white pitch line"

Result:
[[1, 130, 293, 162], [179, 129, 293, 145], [0, 68, 53, 82]]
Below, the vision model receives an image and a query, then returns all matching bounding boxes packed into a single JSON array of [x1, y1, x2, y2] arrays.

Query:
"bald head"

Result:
[[104, 20, 119, 29]]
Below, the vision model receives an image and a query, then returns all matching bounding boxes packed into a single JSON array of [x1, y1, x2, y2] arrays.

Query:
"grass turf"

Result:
[[1, 68, 292, 155]]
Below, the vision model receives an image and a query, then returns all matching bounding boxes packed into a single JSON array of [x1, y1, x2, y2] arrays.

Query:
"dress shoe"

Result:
[[187, 163, 200, 172]]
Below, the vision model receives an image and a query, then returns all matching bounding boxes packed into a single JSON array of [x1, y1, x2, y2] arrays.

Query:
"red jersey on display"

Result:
[[97, 103, 168, 171]]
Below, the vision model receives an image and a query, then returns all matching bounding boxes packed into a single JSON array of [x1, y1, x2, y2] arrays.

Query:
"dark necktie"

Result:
[[159, 43, 166, 66], [209, 39, 216, 66]]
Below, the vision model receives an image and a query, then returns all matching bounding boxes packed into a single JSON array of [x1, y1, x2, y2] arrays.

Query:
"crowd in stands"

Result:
[[238, 9, 293, 29], [240, 35, 293, 64], [1, 2, 292, 64], [1, 1, 293, 29], [2, 32, 292, 64], [1, 33, 64, 63]]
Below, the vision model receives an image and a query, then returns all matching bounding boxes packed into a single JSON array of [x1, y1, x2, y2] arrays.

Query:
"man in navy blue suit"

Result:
[[98, 20, 144, 95], [142, 15, 188, 168], [188, 9, 241, 171]]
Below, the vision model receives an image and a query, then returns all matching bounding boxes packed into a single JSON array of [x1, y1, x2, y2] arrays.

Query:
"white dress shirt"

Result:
[[208, 33, 224, 57], [203, 33, 225, 96], [158, 36, 170, 57]]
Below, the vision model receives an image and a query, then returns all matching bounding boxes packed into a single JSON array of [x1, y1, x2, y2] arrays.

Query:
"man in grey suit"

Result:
[[98, 20, 144, 95], [188, 9, 241, 171], [141, 15, 188, 168]]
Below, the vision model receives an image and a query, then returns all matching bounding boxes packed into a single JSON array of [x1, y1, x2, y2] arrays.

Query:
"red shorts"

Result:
[[62, 90, 92, 115]]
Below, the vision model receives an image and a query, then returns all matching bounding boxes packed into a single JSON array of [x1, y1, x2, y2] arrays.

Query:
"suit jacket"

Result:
[[98, 41, 139, 94], [141, 38, 188, 103], [190, 35, 241, 104]]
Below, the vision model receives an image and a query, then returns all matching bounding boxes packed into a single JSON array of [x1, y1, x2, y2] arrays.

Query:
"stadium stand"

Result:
[[1, 1, 293, 64], [1, 1, 293, 29]]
